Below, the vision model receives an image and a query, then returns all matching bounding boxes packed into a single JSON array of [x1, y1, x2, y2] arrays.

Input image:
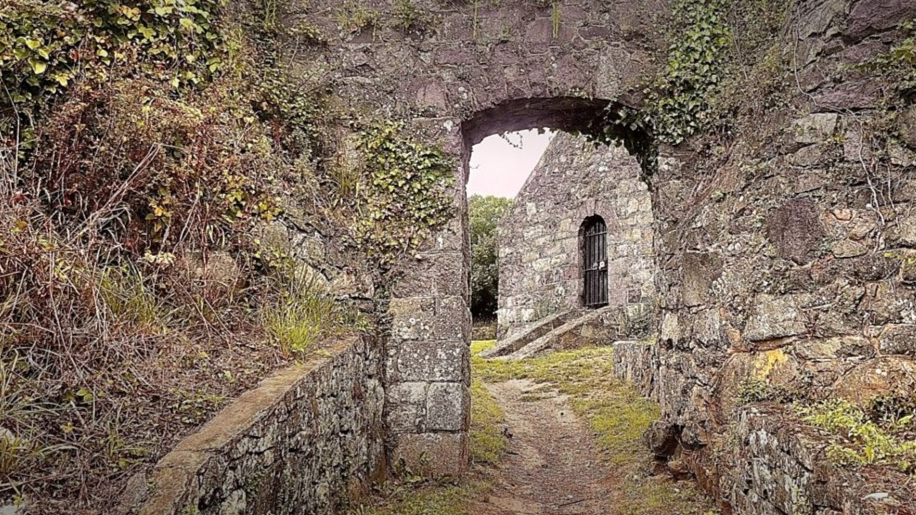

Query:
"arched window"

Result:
[[581, 216, 608, 308]]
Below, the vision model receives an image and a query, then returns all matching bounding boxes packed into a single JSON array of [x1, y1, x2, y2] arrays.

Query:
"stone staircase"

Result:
[[480, 309, 582, 359], [504, 306, 623, 360]]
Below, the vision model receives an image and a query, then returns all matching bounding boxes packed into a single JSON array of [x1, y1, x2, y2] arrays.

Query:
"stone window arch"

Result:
[[580, 215, 608, 308]]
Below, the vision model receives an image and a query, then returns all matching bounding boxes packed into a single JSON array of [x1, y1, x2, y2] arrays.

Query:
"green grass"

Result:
[[472, 340, 710, 515], [798, 399, 916, 474], [262, 276, 336, 356], [349, 481, 487, 515], [469, 377, 506, 465]]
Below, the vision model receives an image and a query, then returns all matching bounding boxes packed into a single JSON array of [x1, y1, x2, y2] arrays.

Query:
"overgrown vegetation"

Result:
[[352, 122, 456, 270], [0, 1, 360, 511], [591, 0, 797, 177], [799, 399, 916, 475], [593, 0, 732, 163], [0, 0, 226, 129], [337, 1, 381, 35]]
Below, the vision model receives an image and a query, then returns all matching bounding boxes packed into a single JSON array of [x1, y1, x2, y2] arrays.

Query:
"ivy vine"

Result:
[[646, 0, 731, 144], [352, 122, 455, 269], [0, 0, 226, 126]]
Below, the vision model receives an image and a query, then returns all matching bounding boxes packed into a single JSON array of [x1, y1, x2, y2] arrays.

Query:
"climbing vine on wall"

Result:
[[592, 0, 731, 165], [353, 122, 455, 269], [0, 0, 226, 128], [643, 0, 732, 145]]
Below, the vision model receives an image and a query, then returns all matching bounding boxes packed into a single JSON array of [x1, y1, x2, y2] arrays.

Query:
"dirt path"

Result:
[[467, 379, 611, 515]]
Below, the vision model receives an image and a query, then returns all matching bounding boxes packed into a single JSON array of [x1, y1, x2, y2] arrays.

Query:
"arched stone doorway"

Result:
[[288, 0, 667, 478]]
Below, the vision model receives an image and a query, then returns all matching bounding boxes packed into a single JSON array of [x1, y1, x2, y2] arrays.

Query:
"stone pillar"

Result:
[[384, 119, 471, 477]]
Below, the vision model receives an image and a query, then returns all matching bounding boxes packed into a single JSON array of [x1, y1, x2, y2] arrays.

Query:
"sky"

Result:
[[467, 129, 555, 198]]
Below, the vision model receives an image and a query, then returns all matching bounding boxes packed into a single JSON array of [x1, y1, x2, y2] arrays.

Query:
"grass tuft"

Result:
[[262, 276, 336, 357], [798, 399, 916, 474]]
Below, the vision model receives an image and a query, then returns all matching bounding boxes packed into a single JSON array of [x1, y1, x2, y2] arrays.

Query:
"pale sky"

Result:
[[467, 129, 555, 198]]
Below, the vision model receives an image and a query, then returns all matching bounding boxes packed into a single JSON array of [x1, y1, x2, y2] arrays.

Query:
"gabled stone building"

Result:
[[496, 132, 657, 341]]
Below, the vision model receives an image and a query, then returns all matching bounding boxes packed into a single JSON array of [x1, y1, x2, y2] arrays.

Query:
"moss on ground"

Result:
[[469, 377, 507, 465], [472, 340, 711, 515], [356, 341, 713, 515], [349, 481, 487, 515]]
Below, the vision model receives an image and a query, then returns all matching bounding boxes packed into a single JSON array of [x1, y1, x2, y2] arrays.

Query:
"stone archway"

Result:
[[284, 0, 670, 475], [386, 94, 653, 475], [283, 2, 916, 510]]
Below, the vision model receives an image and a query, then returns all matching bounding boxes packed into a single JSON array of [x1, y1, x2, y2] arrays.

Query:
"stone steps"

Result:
[[502, 306, 624, 360], [480, 309, 582, 358]]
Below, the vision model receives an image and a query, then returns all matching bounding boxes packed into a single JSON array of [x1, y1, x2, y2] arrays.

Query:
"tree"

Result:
[[469, 195, 513, 321]]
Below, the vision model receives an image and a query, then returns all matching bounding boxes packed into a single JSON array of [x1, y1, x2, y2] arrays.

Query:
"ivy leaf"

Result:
[[29, 59, 47, 74], [179, 18, 199, 32]]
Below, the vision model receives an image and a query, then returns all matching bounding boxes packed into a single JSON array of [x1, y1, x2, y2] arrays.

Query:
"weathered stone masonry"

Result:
[[641, 1, 916, 512], [497, 132, 656, 341], [279, 0, 665, 476], [117, 337, 384, 515]]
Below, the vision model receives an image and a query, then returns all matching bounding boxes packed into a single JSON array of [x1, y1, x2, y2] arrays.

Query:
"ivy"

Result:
[[353, 122, 455, 269], [647, 0, 731, 144], [0, 0, 227, 129], [591, 0, 731, 162]]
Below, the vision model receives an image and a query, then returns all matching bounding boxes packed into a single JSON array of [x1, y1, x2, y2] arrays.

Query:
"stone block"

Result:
[[879, 324, 916, 356], [791, 113, 838, 144], [390, 339, 469, 383], [833, 356, 916, 407], [766, 198, 824, 264], [425, 382, 470, 432], [791, 336, 874, 361], [389, 296, 470, 342], [386, 382, 428, 433], [744, 295, 807, 343], [899, 105, 916, 150], [391, 432, 469, 478], [391, 252, 468, 299], [832, 239, 868, 259], [845, 0, 916, 41], [681, 252, 722, 307]]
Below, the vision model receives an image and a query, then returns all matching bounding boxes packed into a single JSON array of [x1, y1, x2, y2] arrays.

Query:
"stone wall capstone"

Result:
[[115, 337, 384, 515]]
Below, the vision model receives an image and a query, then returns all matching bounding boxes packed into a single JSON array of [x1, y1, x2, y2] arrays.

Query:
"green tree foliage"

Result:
[[469, 195, 512, 320]]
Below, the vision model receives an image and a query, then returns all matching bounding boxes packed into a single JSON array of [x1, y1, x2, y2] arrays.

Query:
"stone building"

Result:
[[496, 132, 656, 341]]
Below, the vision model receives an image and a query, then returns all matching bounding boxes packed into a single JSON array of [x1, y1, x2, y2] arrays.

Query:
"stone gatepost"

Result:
[[384, 120, 471, 476]]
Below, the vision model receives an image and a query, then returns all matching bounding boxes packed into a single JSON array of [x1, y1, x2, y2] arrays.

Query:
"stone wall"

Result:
[[643, 0, 916, 511], [267, 0, 916, 510], [497, 133, 656, 340], [115, 337, 384, 515]]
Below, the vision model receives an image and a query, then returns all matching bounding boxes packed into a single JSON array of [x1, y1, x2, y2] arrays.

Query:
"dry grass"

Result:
[[0, 90, 350, 512]]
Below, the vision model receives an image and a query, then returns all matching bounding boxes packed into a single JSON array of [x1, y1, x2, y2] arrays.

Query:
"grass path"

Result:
[[352, 342, 715, 515]]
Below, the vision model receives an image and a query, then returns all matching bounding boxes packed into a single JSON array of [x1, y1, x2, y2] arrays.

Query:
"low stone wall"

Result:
[[612, 343, 915, 513], [115, 336, 384, 515]]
